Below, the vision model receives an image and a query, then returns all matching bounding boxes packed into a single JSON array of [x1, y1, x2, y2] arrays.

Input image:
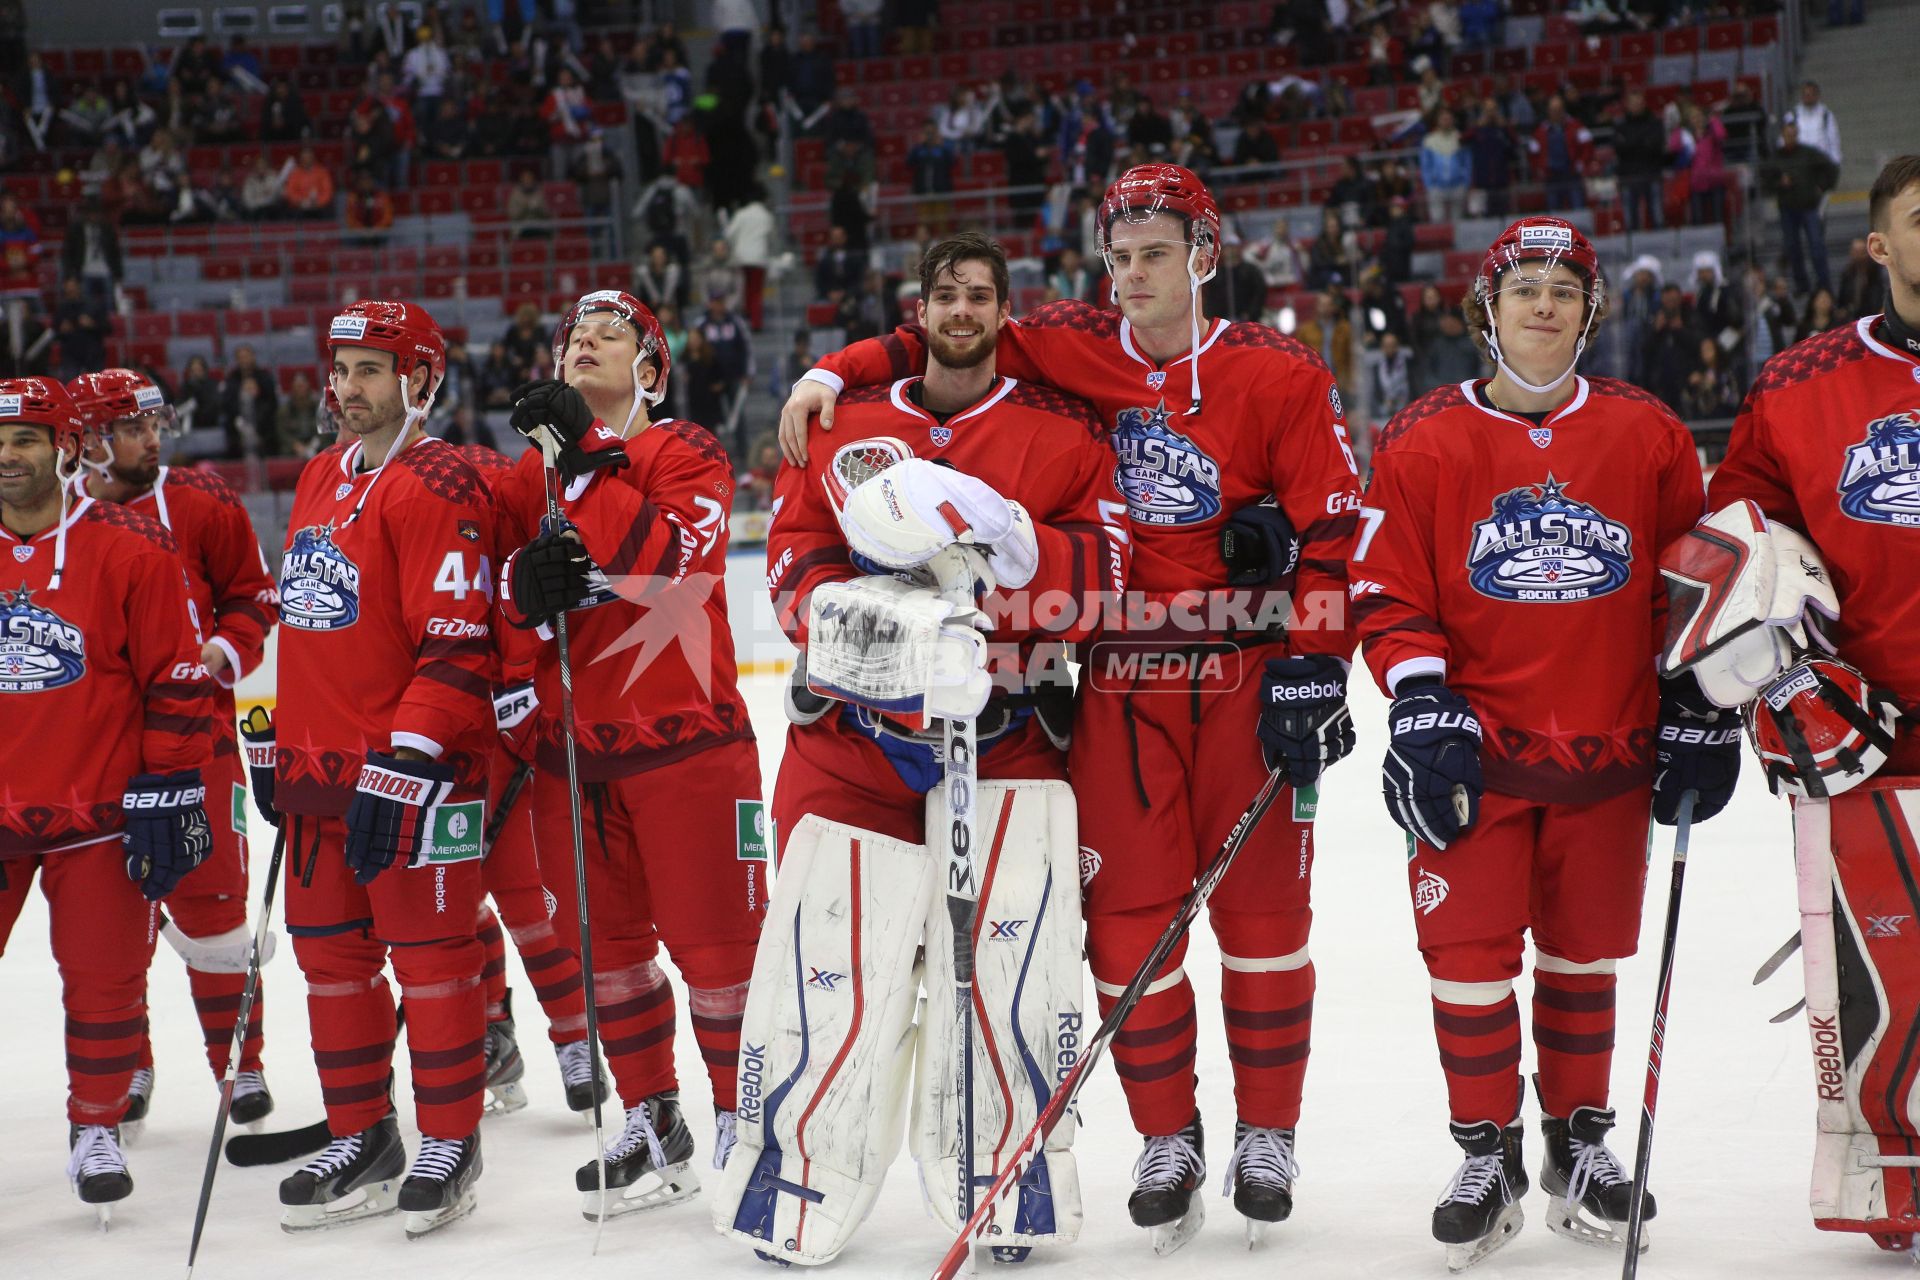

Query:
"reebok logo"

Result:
[[738, 1042, 766, 1125], [1810, 1013, 1844, 1100]]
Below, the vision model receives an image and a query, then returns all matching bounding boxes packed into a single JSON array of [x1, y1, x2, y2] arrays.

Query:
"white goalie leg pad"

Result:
[[163, 919, 276, 973], [713, 815, 937, 1266], [805, 574, 992, 727], [912, 780, 1085, 1249]]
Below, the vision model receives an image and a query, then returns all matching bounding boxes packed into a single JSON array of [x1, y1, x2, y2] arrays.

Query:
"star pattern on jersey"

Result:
[[592, 569, 725, 699], [5, 581, 34, 608], [1750, 323, 1872, 399]]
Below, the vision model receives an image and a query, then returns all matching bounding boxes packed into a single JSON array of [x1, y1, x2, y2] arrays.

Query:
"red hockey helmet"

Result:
[[1747, 657, 1903, 799], [1473, 217, 1606, 312], [325, 300, 447, 412], [0, 376, 88, 453], [1097, 163, 1222, 267], [551, 289, 670, 406], [67, 368, 176, 437]]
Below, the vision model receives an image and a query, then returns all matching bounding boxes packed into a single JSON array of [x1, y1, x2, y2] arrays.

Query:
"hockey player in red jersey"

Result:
[[269, 301, 497, 1238], [69, 367, 280, 1133], [453, 442, 600, 1117], [491, 289, 763, 1217], [1691, 157, 1920, 1254], [1352, 218, 1740, 1267], [779, 166, 1363, 1250], [0, 376, 214, 1219]]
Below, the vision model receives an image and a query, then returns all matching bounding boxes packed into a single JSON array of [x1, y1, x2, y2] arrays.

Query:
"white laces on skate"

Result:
[[128, 1068, 154, 1098], [409, 1135, 468, 1183], [713, 1110, 738, 1171], [1133, 1129, 1205, 1191], [1564, 1135, 1629, 1212], [233, 1070, 267, 1100], [607, 1102, 669, 1170], [1437, 1152, 1508, 1208], [557, 1040, 596, 1087], [1221, 1126, 1298, 1196], [67, 1125, 125, 1185], [298, 1132, 365, 1180]]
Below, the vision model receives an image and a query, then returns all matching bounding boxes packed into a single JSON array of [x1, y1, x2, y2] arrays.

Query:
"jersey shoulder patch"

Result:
[[163, 464, 240, 506], [654, 416, 731, 469], [1006, 381, 1103, 438], [1584, 375, 1684, 422], [839, 383, 895, 408], [1216, 321, 1328, 372], [1749, 324, 1872, 399], [83, 497, 178, 553], [1376, 383, 1468, 454], [455, 443, 513, 477], [1021, 298, 1120, 339], [395, 436, 487, 505]]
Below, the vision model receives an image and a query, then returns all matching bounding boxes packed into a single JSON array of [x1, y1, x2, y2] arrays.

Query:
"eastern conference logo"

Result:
[[1837, 410, 1920, 526], [1466, 475, 1633, 602], [0, 584, 87, 692], [278, 523, 362, 630], [1112, 401, 1223, 526]]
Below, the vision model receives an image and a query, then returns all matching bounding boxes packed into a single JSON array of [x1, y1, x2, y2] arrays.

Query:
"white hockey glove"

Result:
[[835, 457, 1040, 590], [805, 573, 993, 727]]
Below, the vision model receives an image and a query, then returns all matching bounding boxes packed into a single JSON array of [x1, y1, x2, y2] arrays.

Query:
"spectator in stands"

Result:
[[223, 343, 279, 446], [101, 80, 156, 147], [830, 171, 874, 254], [373, 70, 417, 184], [541, 66, 593, 178], [259, 78, 312, 143], [500, 303, 546, 383], [175, 354, 225, 437], [1048, 247, 1097, 304], [1409, 283, 1448, 354], [700, 287, 752, 447], [436, 337, 481, 413], [1002, 106, 1053, 226], [698, 238, 744, 312], [1308, 207, 1360, 288], [50, 277, 109, 379], [170, 35, 219, 97], [1530, 95, 1592, 212], [932, 86, 986, 157], [285, 144, 335, 218], [739, 435, 782, 511], [343, 170, 395, 244], [0, 191, 39, 371], [1127, 94, 1174, 156], [814, 224, 866, 302], [422, 97, 471, 159], [186, 164, 246, 223], [1202, 241, 1269, 324], [1801, 286, 1842, 337], [1614, 89, 1667, 232], [479, 341, 519, 409], [720, 184, 774, 331], [843, 0, 886, 58], [507, 167, 552, 238], [1415, 308, 1480, 395], [1382, 195, 1418, 283], [1366, 331, 1412, 456], [1764, 120, 1839, 296], [1233, 118, 1281, 174], [1248, 219, 1305, 292], [226, 371, 273, 459], [59, 201, 121, 304], [1755, 274, 1801, 354], [1466, 99, 1516, 219], [195, 81, 247, 144], [1297, 287, 1356, 396], [279, 371, 323, 457], [640, 21, 690, 72], [1355, 265, 1411, 350], [1643, 284, 1701, 411], [678, 327, 725, 433], [635, 242, 690, 319], [1328, 156, 1375, 230], [1834, 237, 1881, 320], [1686, 103, 1729, 227], [1617, 255, 1662, 389], [440, 401, 498, 449], [139, 127, 187, 204], [1781, 81, 1841, 168], [240, 154, 285, 220], [1682, 336, 1741, 419], [1419, 108, 1472, 224], [222, 35, 266, 89], [837, 267, 894, 343], [1688, 251, 1745, 366], [905, 123, 956, 230], [345, 96, 396, 187], [1720, 81, 1768, 166], [571, 129, 623, 255], [403, 24, 451, 123], [62, 81, 112, 144], [789, 31, 836, 130], [662, 114, 710, 193]]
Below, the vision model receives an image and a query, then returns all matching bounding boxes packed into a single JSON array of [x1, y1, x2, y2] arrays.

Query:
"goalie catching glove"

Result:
[[805, 571, 993, 728], [343, 751, 457, 884], [123, 769, 213, 900], [835, 456, 1039, 590]]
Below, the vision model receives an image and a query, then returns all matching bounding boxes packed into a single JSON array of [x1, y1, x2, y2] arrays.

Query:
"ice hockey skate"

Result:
[[229, 1069, 274, 1128], [1221, 1121, 1297, 1246], [278, 1114, 406, 1232], [577, 1090, 699, 1221], [1539, 1103, 1652, 1253], [399, 1131, 482, 1238], [68, 1124, 132, 1228], [554, 1038, 607, 1114], [1128, 1113, 1206, 1256], [1433, 1119, 1528, 1272], [119, 1067, 153, 1145], [712, 1107, 737, 1170], [482, 992, 527, 1116]]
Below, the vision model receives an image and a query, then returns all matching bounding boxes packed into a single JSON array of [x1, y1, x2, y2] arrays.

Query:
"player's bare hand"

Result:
[[199, 642, 228, 679], [778, 380, 839, 466]]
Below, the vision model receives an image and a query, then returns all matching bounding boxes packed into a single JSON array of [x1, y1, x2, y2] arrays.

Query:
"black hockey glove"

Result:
[[507, 531, 593, 628], [123, 769, 213, 901], [238, 705, 278, 829], [1382, 680, 1483, 851], [342, 751, 457, 885], [1257, 654, 1355, 784], [1221, 501, 1302, 588], [1652, 672, 1742, 825], [509, 379, 630, 483]]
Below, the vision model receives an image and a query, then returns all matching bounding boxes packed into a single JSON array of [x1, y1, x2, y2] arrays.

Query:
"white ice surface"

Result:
[[0, 670, 1897, 1279]]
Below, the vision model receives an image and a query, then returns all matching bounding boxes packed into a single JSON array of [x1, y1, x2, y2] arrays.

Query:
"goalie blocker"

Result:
[[713, 781, 1082, 1265]]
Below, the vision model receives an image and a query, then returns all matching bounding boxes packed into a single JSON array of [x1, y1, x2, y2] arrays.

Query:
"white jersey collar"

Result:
[[886, 375, 1018, 428], [1458, 376, 1590, 428], [1856, 314, 1920, 367], [1118, 316, 1227, 372]]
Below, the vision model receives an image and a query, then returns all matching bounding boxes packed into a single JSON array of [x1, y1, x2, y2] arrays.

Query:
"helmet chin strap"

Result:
[[618, 350, 665, 438], [50, 446, 80, 591], [1185, 241, 1215, 417], [1482, 294, 1598, 398]]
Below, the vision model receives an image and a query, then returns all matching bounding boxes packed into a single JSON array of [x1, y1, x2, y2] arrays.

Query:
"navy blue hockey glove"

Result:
[[1653, 673, 1742, 825], [1221, 502, 1302, 588], [507, 530, 594, 628], [1257, 654, 1355, 784], [343, 752, 457, 885], [238, 705, 278, 829], [510, 379, 629, 483], [1382, 680, 1483, 851], [123, 769, 213, 901]]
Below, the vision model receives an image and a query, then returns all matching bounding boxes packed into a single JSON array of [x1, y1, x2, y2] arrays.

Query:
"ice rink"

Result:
[[0, 645, 1898, 1279]]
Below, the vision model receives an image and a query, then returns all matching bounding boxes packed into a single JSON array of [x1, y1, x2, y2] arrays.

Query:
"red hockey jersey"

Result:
[[494, 417, 753, 782], [0, 499, 213, 857], [768, 376, 1129, 680], [1710, 316, 1920, 770], [809, 302, 1361, 657], [1354, 377, 1706, 803], [275, 435, 499, 815]]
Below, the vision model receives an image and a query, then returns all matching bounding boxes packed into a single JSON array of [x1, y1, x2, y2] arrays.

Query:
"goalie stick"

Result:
[[927, 765, 1289, 1280]]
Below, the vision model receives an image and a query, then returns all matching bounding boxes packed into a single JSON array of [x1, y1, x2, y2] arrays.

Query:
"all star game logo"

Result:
[[278, 522, 362, 630], [1837, 410, 1920, 527], [1112, 401, 1223, 526], [0, 583, 87, 692], [1466, 474, 1633, 603]]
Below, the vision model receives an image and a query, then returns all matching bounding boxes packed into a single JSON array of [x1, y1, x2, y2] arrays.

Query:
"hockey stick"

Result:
[[927, 765, 1290, 1280], [1621, 789, 1695, 1278], [532, 432, 611, 1248], [185, 789, 289, 1278]]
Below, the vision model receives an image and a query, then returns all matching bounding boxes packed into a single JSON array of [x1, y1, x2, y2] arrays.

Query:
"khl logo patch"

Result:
[[1466, 474, 1633, 603]]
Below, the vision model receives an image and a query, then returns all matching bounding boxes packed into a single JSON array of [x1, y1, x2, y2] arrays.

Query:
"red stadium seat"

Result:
[[225, 310, 268, 339], [178, 313, 219, 340]]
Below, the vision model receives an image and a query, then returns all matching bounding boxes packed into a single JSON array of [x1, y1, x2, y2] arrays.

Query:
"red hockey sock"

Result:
[[295, 933, 399, 1138], [597, 959, 677, 1106], [1221, 962, 1313, 1130], [189, 966, 264, 1075], [497, 888, 586, 1043], [1532, 966, 1617, 1118], [690, 981, 748, 1110], [1433, 989, 1523, 1125], [66, 1000, 148, 1126], [1097, 974, 1199, 1137], [476, 904, 508, 1022], [393, 939, 488, 1141]]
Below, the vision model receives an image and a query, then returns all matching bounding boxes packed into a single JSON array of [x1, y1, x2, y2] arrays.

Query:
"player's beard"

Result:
[[927, 323, 998, 371], [111, 458, 161, 488]]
